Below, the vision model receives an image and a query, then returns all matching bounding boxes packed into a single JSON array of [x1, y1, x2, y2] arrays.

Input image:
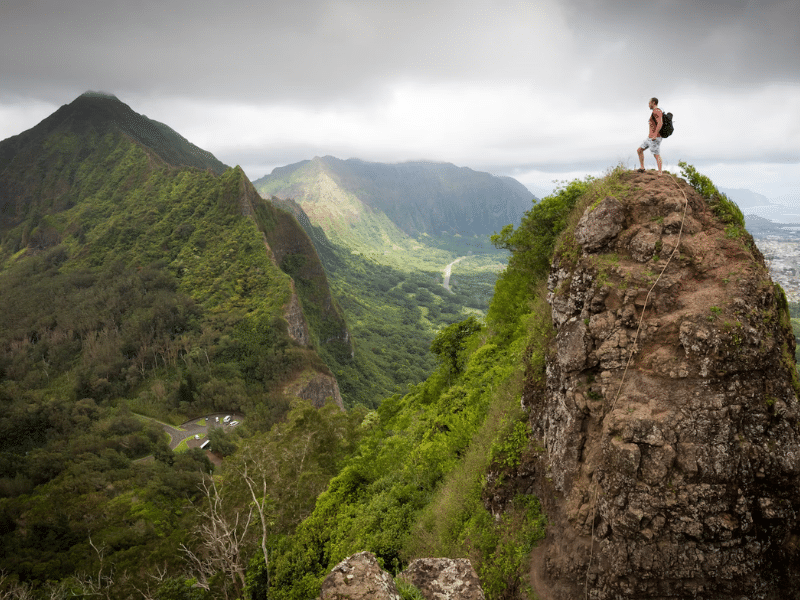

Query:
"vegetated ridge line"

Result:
[[442, 256, 468, 291]]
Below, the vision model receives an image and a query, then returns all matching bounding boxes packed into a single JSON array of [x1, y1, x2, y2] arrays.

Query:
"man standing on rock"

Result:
[[636, 97, 663, 175]]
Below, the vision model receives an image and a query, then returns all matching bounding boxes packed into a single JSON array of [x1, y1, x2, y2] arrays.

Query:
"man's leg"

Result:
[[637, 146, 645, 169], [655, 154, 662, 174]]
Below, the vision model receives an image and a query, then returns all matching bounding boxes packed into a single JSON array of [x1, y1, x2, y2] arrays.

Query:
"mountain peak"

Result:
[[0, 93, 230, 230], [0, 92, 228, 177], [528, 168, 800, 598], [78, 90, 120, 101]]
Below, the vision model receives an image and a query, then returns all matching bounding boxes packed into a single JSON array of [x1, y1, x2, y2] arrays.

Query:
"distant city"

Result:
[[753, 233, 800, 302], [719, 188, 800, 301], [743, 214, 800, 302]]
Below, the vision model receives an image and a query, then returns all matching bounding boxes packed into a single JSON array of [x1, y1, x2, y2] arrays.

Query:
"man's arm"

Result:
[[654, 109, 663, 137]]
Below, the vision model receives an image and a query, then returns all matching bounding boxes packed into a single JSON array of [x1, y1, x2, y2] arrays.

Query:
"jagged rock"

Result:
[[398, 558, 485, 600], [319, 552, 401, 600], [527, 171, 800, 600], [285, 370, 344, 409], [555, 318, 588, 372], [284, 291, 311, 346], [574, 196, 625, 252], [628, 227, 659, 261]]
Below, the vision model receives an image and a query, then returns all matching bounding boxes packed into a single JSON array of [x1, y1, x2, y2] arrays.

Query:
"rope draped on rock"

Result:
[[584, 174, 690, 600]]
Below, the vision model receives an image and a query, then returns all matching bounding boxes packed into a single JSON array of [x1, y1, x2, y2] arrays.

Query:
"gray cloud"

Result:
[[563, 0, 799, 85], [1, 0, 798, 200], [5, 0, 796, 106]]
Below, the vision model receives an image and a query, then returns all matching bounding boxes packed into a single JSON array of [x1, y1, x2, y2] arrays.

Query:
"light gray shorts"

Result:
[[640, 137, 662, 155]]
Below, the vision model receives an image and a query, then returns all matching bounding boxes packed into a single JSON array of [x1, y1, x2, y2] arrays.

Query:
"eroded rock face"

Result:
[[399, 558, 485, 600], [284, 290, 311, 346], [574, 196, 625, 253], [528, 171, 800, 599], [319, 552, 401, 600], [285, 370, 344, 410]]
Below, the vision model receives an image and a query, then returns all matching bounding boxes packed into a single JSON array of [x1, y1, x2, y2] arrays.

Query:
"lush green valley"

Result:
[[257, 158, 534, 407], [294, 223, 509, 407]]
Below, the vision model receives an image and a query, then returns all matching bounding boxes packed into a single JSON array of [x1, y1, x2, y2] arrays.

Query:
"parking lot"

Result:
[[165, 412, 245, 451]]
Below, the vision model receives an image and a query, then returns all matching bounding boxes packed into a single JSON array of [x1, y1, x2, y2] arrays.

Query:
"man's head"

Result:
[[649, 97, 659, 109]]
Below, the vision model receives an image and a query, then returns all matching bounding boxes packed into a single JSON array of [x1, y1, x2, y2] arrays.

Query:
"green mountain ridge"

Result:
[[0, 90, 356, 409], [253, 155, 534, 262], [0, 91, 355, 455], [0, 93, 366, 595], [0, 93, 228, 230], [255, 156, 533, 238]]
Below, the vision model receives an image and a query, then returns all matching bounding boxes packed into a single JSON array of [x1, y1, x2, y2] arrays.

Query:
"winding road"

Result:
[[442, 256, 467, 292]]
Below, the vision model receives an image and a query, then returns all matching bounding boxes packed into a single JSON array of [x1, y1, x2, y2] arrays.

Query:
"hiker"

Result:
[[637, 97, 663, 175]]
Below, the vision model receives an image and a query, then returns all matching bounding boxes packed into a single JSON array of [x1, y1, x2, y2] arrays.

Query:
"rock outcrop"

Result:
[[285, 370, 344, 410], [527, 171, 800, 599], [399, 558, 486, 600], [284, 290, 312, 346], [319, 552, 401, 600], [319, 553, 486, 600]]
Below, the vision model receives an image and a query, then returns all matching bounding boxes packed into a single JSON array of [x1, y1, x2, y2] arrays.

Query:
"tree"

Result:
[[236, 458, 275, 596], [181, 476, 252, 600], [153, 438, 175, 466], [206, 427, 237, 458], [430, 316, 482, 377], [70, 536, 116, 600], [155, 578, 210, 600]]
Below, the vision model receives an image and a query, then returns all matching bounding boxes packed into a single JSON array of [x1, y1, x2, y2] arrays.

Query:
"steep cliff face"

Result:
[[528, 171, 800, 599], [237, 169, 353, 361], [225, 166, 349, 408]]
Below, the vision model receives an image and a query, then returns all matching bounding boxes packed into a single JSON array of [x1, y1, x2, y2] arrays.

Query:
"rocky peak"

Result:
[[527, 171, 800, 599]]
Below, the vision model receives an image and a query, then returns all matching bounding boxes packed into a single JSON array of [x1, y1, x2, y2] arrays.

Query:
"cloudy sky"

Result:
[[1, 0, 798, 200]]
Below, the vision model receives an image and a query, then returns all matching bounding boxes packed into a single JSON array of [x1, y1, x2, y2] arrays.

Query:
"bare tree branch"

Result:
[[182, 474, 253, 600]]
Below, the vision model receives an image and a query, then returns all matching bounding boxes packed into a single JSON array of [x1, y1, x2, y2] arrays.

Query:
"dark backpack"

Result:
[[656, 110, 674, 138]]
